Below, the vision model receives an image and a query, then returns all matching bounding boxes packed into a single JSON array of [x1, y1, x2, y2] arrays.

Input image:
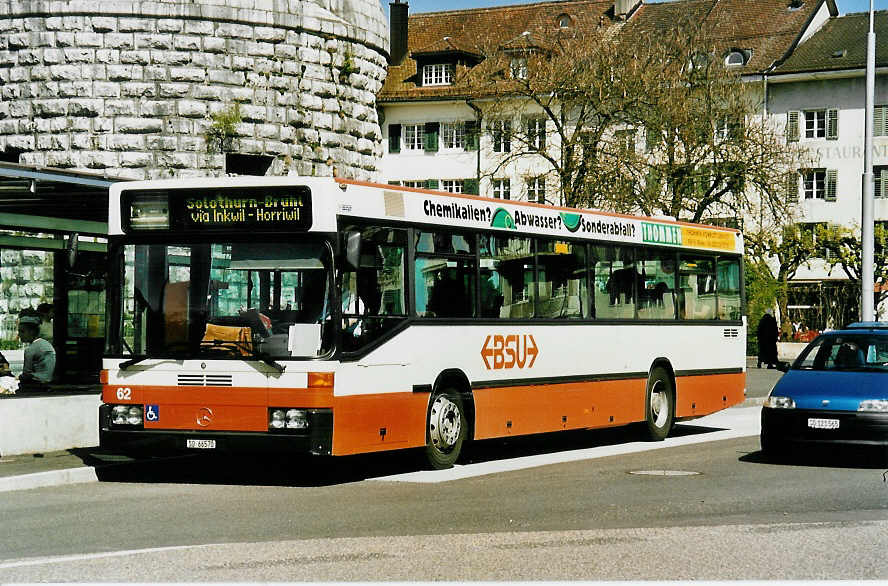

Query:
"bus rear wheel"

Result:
[[644, 367, 674, 441], [424, 389, 466, 470]]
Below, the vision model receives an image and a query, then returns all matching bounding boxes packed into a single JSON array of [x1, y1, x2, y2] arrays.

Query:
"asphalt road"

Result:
[[1, 361, 886, 581], [1, 407, 887, 580]]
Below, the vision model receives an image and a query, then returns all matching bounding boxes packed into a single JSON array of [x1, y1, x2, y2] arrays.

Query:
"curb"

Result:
[[0, 466, 97, 493]]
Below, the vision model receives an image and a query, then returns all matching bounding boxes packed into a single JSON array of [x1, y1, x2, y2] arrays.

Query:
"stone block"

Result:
[[170, 67, 205, 82], [156, 19, 184, 33], [146, 135, 176, 151], [116, 117, 163, 134], [177, 100, 207, 118], [33, 100, 67, 117], [89, 17, 117, 33], [68, 99, 103, 117], [108, 135, 145, 151], [93, 82, 121, 97], [118, 18, 153, 33], [119, 151, 153, 168], [48, 64, 80, 80], [173, 36, 201, 52], [157, 152, 196, 169], [82, 150, 118, 169], [104, 100, 137, 117], [74, 32, 103, 47], [46, 151, 78, 167], [140, 101, 174, 117], [120, 50, 150, 65], [107, 64, 142, 81], [158, 83, 190, 98], [202, 37, 226, 53], [105, 33, 135, 50], [120, 82, 156, 98]]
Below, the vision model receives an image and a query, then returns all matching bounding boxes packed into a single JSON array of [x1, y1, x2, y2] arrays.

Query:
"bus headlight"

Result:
[[286, 409, 309, 429], [269, 408, 311, 431], [111, 405, 143, 425]]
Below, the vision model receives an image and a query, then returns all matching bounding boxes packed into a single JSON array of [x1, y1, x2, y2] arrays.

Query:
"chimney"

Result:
[[390, 0, 409, 65], [614, 0, 641, 20]]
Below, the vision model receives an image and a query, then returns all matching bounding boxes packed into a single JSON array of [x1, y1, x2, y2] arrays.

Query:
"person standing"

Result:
[[757, 309, 779, 369]]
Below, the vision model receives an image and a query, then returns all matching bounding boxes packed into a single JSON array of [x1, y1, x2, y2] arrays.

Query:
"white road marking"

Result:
[[376, 405, 762, 483], [0, 544, 219, 570]]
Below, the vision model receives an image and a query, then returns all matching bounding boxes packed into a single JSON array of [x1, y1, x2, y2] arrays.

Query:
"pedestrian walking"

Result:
[[757, 309, 779, 369]]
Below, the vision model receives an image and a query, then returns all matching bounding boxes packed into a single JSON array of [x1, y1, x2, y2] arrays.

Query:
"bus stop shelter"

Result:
[[0, 161, 125, 383]]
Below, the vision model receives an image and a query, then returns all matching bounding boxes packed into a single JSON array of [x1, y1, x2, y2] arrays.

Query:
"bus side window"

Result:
[[415, 229, 477, 318], [340, 226, 407, 352]]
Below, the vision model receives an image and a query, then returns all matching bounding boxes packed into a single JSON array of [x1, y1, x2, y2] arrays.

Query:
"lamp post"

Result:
[[862, 0, 876, 321]]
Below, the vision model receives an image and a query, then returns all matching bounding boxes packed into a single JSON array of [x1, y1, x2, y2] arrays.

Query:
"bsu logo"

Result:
[[480, 334, 539, 370]]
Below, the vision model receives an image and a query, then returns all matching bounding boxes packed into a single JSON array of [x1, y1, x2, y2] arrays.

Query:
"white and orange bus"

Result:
[[100, 176, 746, 469]]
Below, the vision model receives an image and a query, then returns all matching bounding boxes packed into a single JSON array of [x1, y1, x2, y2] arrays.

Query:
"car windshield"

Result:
[[115, 239, 334, 359], [794, 333, 888, 372]]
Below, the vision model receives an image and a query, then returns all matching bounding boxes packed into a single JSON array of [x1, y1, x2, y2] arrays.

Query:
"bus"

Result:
[[99, 176, 746, 469]]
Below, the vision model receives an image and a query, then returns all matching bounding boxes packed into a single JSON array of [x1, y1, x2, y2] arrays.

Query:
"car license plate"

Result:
[[807, 418, 839, 430], [186, 439, 216, 449]]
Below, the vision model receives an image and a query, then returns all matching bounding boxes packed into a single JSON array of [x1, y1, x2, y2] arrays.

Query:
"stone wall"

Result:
[[0, 248, 53, 344], [0, 0, 390, 179]]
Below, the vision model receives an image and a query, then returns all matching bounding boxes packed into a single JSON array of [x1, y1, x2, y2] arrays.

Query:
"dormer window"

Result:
[[510, 57, 528, 80], [557, 13, 572, 28], [422, 63, 454, 86], [724, 50, 747, 67]]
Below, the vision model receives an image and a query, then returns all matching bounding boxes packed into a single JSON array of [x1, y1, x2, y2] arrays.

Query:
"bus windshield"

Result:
[[115, 238, 334, 360]]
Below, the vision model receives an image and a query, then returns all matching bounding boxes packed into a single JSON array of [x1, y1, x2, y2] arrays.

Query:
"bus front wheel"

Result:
[[644, 367, 674, 441], [424, 389, 466, 470]]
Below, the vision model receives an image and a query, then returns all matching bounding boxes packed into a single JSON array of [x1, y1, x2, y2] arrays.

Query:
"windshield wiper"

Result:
[[119, 355, 148, 370], [200, 339, 286, 373]]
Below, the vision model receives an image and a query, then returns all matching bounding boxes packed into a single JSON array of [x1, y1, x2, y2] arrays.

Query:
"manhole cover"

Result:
[[628, 470, 700, 476]]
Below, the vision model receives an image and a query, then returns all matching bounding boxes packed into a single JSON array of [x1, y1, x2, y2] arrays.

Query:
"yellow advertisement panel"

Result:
[[680, 226, 737, 252]]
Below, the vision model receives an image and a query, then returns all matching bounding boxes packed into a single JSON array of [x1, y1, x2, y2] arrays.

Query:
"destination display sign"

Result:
[[178, 187, 311, 231], [124, 186, 312, 232]]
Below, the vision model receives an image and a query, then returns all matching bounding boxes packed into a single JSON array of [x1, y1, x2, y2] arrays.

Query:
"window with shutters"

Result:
[[805, 110, 826, 138], [797, 108, 838, 140], [802, 169, 837, 201], [527, 176, 546, 204], [875, 106, 888, 137], [803, 169, 826, 199], [510, 57, 528, 80], [404, 124, 425, 150], [615, 128, 636, 154], [526, 117, 546, 152], [875, 166, 888, 198], [490, 119, 512, 153], [785, 171, 799, 203], [441, 122, 465, 150], [492, 179, 511, 200]]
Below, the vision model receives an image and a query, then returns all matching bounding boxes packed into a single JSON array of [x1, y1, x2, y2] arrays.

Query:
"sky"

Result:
[[383, 0, 888, 16]]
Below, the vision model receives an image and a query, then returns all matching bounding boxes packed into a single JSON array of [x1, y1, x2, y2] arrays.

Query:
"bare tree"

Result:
[[817, 223, 888, 320], [460, 13, 807, 225]]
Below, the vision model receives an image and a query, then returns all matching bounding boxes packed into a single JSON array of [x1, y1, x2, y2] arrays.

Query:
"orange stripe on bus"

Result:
[[472, 379, 647, 439], [674, 372, 745, 418], [331, 392, 428, 456]]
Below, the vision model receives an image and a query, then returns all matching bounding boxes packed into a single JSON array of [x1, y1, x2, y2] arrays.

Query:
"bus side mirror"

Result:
[[343, 231, 361, 271]]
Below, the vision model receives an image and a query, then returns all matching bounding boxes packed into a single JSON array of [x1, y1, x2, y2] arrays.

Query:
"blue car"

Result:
[[760, 322, 888, 458]]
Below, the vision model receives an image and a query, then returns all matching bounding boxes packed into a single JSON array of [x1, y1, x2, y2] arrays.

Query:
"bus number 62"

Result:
[[116, 387, 132, 401]]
